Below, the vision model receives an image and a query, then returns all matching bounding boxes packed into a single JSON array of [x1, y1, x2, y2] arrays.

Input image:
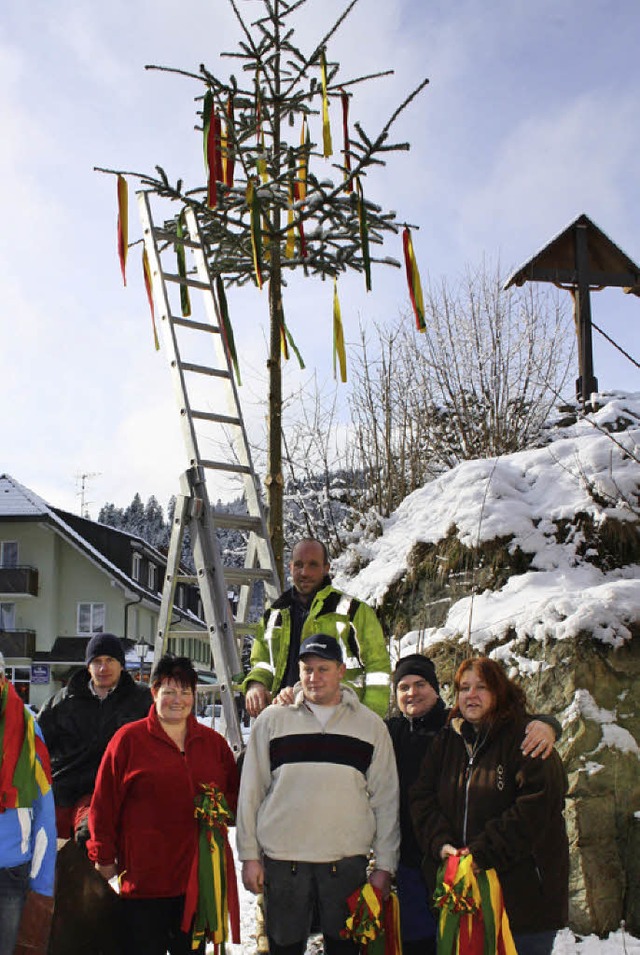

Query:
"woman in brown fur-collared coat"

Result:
[[410, 657, 569, 955]]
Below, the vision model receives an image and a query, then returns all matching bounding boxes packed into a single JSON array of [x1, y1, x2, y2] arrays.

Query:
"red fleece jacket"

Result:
[[88, 706, 239, 898]]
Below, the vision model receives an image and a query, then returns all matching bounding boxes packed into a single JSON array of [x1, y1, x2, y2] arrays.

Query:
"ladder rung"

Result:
[[175, 574, 198, 585], [173, 316, 220, 334], [193, 410, 242, 426], [212, 512, 264, 532], [224, 567, 277, 585], [202, 460, 252, 474], [153, 228, 201, 249], [180, 362, 230, 379], [233, 622, 259, 636], [163, 272, 210, 291]]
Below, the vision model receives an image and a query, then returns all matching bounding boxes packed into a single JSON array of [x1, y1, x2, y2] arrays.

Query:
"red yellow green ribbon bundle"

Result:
[[433, 854, 517, 955], [341, 884, 401, 955], [0, 680, 52, 810], [182, 784, 240, 953]]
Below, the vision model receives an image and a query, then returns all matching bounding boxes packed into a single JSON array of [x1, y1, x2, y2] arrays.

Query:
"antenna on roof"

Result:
[[75, 472, 102, 519]]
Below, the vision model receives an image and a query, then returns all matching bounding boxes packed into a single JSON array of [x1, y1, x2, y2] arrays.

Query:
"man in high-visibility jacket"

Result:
[[243, 538, 391, 718]]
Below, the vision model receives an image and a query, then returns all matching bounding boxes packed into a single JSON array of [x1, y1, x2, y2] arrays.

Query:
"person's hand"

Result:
[[242, 860, 265, 894], [96, 862, 118, 883], [368, 869, 392, 900], [522, 720, 555, 759], [273, 686, 295, 706], [245, 683, 272, 718], [440, 843, 461, 860]]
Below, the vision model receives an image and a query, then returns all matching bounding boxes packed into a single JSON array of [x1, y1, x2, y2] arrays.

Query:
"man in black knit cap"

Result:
[[39, 633, 152, 842]]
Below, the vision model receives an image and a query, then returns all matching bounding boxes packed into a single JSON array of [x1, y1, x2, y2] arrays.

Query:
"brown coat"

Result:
[[410, 715, 569, 934]]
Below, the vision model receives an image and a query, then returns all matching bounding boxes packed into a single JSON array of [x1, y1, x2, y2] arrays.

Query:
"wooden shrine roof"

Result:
[[504, 214, 640, 296]]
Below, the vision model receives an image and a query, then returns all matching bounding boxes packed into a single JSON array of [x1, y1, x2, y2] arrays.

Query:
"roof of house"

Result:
[[0, 474, 203, 627]]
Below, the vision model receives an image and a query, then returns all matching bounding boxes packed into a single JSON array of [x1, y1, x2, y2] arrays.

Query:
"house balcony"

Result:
[[0, 566, 39, 597], [0, 630, 37, 659]]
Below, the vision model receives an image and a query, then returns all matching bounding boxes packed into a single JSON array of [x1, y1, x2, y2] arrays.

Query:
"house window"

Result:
[[4, 666, 30, 703], [148, 564, 157, 591], [0, 541, 18, 568], [132, 553, 142, 582], [78, 602, 106, 634], [0, 603, 16, 630]]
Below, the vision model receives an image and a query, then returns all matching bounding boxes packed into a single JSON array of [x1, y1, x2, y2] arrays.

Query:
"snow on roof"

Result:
[[0, 473, 51, 517], [332, 392, 640, 651]]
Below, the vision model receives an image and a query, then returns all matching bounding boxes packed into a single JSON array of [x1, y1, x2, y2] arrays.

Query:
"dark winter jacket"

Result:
[[386, 698, 448, 867], [87, 707, 239, 898], [38, 668, 152, 807], [410, 715, 569, 935]]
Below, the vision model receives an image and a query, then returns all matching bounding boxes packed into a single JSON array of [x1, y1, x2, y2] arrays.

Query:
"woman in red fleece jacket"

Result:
[[88, 656, 239, 955]]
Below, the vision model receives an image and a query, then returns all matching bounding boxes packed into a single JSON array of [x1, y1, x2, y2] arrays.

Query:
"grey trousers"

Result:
[[263, 854, 367, 948]]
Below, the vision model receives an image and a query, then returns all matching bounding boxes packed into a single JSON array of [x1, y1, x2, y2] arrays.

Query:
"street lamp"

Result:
[[134, 642, 149, 681]]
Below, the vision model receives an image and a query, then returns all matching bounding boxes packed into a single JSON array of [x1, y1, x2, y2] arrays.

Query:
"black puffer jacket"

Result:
[[410, 715, 569, 934], [38, 669, 152, 806], [386, 698, 448, 867]]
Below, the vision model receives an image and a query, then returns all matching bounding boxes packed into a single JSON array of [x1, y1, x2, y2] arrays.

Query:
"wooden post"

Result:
[[574, 221, 599, 403]]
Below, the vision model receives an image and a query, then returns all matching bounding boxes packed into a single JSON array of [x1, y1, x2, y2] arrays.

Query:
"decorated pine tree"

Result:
[[100, 0, 428, 579]]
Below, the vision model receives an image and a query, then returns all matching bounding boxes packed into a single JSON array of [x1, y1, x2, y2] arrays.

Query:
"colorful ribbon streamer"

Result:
[[182, 784, 240, 953], [341, 89, 352, 192], [402, 226, 426, 331], [333, 279, 347, 382], [320, 48, 333, 158], [356, 178, 372, 292], [246, 179, 263, 289], [116, 175, 128, 286], [175, 210, 192, 317], [341, 884, 401, 955], [216, 276, 241, 385], [142, 247, 160, 351]]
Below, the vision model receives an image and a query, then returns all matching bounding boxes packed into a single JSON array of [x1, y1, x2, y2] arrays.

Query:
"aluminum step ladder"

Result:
[[138, 191, 281, 753]]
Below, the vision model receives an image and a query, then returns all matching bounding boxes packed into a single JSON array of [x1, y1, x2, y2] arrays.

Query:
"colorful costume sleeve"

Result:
[[29, 726, 57, 897]]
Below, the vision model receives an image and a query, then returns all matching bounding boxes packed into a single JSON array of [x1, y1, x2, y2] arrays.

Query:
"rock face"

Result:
[[380, 556, 640, 935], [336, 393, 640, 933]]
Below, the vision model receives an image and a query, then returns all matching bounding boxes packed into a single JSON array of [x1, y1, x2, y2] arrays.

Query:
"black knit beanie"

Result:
[[85, 633, 126, 667], [392, 653, 439, 694]]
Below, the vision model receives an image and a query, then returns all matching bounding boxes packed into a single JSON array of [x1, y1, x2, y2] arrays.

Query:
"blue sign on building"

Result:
[[31, 664, 50, 685]]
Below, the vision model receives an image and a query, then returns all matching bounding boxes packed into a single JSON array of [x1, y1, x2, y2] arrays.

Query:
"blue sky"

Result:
[[2, 0, 639, 516]]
